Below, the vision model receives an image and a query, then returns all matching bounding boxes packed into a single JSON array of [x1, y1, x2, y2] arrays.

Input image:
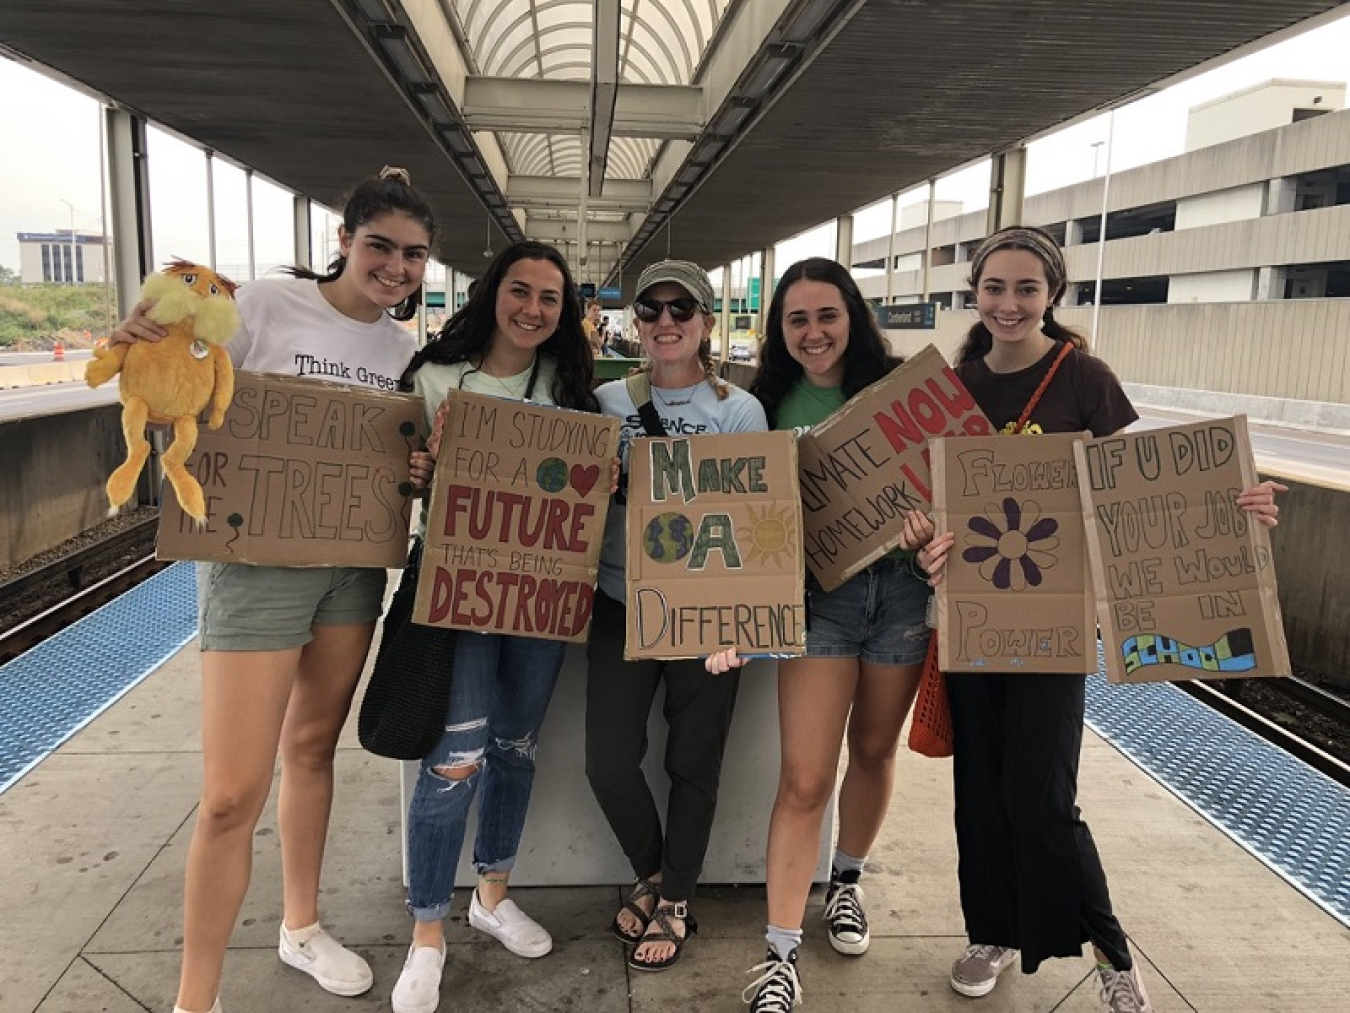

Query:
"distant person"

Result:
[[586, 260, 766, 973], [705, 258, 931, 1012], [113, 167, 434, 1013], [904, 226, 1284, 1013], [391, 241, 602, 1013], [583, 298, 604, 356]]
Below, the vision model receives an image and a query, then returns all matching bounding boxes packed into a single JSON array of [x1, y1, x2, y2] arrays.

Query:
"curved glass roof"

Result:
[[451, 0, 731, 180]]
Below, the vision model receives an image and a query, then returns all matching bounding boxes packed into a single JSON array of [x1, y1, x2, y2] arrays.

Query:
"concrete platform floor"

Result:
[[3, 641, 1348, 1013]]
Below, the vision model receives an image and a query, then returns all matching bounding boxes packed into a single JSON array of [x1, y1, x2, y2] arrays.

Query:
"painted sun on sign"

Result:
[[962, 496, 1060, 591], [641, 504, 797, 570]]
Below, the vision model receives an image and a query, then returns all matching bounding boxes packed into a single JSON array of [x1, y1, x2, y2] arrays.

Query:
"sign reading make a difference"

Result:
[[1076, 415, 1289, 684], [157, 371, 423, 567], [413, 390, 618, 643], [625, 431, 806, 660]]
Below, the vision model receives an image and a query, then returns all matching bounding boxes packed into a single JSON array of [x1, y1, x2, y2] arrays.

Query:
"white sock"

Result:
[[281, 920, 322, 945]]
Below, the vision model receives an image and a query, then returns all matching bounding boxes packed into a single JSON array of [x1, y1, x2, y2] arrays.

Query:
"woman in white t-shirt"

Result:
[[114, 168, 434, 1013], [389, 241, 601, 1013]]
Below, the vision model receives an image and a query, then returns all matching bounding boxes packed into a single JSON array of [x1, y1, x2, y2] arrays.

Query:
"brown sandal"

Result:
[[627, 900, 697, 972], [610, 876, 659, 943]]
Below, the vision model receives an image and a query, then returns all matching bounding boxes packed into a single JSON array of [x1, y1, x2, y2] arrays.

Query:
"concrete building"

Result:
[[855, 80, 1350, 413], [16, 231, 110, 284]]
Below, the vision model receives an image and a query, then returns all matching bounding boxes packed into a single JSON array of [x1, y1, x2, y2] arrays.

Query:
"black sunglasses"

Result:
[[633, 296, 702, 323]]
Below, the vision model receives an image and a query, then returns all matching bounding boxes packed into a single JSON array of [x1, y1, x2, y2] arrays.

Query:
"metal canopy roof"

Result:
[[0, 0, 1345, 295]]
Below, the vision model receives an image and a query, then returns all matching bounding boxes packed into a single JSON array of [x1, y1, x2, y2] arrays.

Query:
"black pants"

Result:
[[584, 590, 742, 901], [947, 671, 1131, 973]]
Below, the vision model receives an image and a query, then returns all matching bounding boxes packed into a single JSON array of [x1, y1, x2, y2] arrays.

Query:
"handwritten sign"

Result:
[[625, 431, 806, 660], [413, 391, 618, 643], [797, 345, 993, 591], [1076, 416, 1289, 684], [933, 432, 1095, 674], [157, 371, 423, 567]]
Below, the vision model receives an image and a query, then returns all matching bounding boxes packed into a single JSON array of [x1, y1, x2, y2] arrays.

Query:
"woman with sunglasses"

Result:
[[585, 260, 767, 972]]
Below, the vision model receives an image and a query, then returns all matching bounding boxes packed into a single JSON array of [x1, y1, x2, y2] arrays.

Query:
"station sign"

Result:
[[599, 286, 622, 301], [875, 302, 938, 330]]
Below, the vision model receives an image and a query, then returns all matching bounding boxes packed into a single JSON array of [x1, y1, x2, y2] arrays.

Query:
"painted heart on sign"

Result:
[[570, 464, 601, 497]]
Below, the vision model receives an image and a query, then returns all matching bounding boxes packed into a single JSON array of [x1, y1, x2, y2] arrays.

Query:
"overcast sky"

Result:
[[2, 8, 1350, 283]]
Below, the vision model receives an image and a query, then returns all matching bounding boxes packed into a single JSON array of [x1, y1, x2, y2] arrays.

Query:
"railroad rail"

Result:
[[1176, 679, 1350, 790], [0, 516, 159, 606]]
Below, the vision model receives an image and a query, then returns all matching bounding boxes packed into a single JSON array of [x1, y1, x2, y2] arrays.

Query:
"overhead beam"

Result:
[[508, 175, 652, 207], [590, 1, 621, 198], [525, 219, 634, 243], [462, 77, 703, 139]]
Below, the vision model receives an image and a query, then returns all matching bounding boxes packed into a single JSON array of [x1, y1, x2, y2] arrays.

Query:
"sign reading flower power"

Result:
[[413, 390, 619, 643], [932, 432, 1096, 674], [625, 431, 806, 660], [157, 371, 424, 568], [1074, 416, 1289, 684]]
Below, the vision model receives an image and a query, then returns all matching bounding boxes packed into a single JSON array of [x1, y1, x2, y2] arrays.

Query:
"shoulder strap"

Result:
[[1011, 341, 1073, 434], [625, 371, 665, 437]]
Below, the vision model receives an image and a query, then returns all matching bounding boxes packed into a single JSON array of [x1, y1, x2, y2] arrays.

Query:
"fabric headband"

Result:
[[971, 227, 1068, 300]]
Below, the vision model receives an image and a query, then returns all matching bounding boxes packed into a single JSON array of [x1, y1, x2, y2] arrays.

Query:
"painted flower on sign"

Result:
[[962, 497, 1060, 591]]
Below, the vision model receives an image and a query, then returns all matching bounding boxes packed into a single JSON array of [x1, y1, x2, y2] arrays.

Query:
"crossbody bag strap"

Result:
[[625, 371, 665, 437], [1011, 341, 1073, 434]]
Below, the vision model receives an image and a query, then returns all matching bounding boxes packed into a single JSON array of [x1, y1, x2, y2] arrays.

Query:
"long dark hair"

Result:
[[401, 241, 598, 412], [750, 257, 901, 426], [957, 225, 1088, 365], [286, 166, 436, 322]]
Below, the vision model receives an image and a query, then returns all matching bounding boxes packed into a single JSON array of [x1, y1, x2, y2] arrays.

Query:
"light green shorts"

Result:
[[197, 562, 388, 652]]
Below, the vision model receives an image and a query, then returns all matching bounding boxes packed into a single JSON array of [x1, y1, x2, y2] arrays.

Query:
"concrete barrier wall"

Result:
[[1264, 476, 1350, 688], [0, 360, 88, 389], [1, 405, 129, 568]]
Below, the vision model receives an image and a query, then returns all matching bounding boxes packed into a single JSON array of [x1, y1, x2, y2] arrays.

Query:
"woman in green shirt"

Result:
[[711, 258, 931, 1012]]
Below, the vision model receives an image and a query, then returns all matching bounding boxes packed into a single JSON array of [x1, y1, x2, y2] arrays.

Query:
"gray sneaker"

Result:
[[949, 943, 1018, 997], [1098, 962, 1154, 1012]]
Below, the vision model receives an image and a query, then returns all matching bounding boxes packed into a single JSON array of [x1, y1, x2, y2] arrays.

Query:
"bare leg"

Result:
[[836, 660, 923, 857], [765, 657, 858, 930], [177, 649, 300, 1012], [277, 622, 375, 929]]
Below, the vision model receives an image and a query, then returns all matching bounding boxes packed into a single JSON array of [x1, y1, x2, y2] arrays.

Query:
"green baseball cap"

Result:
[[634, 259, 715, 313]]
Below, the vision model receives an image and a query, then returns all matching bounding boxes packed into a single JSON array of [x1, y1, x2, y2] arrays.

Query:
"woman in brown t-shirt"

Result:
[[907, 226, 1283, 1013]]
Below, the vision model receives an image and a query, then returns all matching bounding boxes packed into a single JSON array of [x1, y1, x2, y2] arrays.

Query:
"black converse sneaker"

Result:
[[823, 867, 869, 955], [743, 946, 802, 1012]]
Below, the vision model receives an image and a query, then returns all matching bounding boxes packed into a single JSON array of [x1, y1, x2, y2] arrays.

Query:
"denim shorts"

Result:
[[197, 562, 388, 652], [805, 556, 931, 666]]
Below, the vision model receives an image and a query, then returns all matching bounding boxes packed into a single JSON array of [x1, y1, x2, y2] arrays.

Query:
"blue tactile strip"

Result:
[[0, 561, 197, 794], [1085, 654, 1350, 928]]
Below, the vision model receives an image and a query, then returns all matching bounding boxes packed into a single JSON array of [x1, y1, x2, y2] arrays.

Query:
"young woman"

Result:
[[111, 168, 435, 1013], [391, 241, 600, 1013], [907, 225, 1284, 1013], [585, 260, 766, 972], [707, 258, 932, 1012]]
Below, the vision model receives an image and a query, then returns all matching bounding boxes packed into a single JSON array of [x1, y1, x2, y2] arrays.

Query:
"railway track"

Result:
[[1176, 678, 1350, 789], [0, 518, 167, 663]]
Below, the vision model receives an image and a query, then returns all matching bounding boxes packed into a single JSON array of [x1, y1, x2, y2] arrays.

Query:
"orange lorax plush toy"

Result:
[[87, 260, 239, 524]]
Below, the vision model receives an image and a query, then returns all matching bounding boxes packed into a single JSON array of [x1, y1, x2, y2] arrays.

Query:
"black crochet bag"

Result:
[[358, 538, 456, 760]]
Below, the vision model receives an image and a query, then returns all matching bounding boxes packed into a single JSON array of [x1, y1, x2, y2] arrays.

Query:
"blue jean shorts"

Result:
[[805, 556, 931, 666]]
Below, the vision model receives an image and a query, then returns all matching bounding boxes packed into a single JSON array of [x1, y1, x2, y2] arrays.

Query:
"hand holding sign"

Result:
[[1236, 480, 1287, 527]]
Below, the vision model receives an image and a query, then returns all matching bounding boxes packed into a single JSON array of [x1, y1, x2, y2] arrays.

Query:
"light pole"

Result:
[[59, 198, 77, 284]]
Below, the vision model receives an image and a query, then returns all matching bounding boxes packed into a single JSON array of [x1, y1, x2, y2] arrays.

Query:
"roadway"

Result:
[[0, 350, 94, 366]]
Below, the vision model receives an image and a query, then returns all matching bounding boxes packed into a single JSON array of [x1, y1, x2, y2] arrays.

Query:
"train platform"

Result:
[[3, 564, 1349, 1013]]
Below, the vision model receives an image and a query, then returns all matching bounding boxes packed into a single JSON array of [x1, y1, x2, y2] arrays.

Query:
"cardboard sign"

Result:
[[933, 432, 1095, 674], [1076, 416, 1290, 684], [625, 431, 806, 660], [413, 391, 618, 643], [797, 345, 993, 591], [157, 371, 423, 567]]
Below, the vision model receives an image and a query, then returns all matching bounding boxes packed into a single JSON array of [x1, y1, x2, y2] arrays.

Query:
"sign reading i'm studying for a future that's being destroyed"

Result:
[[157, 371, 424, 568], [413, 390, 618, 643], [932, 431, 1095, 674], [1075, 415, 1289, 684], [796, 345, 993, 591], [625, 431, 806, 660]]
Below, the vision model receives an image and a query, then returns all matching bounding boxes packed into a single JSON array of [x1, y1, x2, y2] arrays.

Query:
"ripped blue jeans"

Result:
[[405, 631, 566, 921]]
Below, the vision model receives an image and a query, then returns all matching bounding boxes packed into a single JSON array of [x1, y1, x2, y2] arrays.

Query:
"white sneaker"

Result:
[[950, 943, 1018, 997], [277, 924, 373, 996], [468, 889, 553, 958], [392, 944, 446, 1013], [172, 1000, 221, 1013]]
